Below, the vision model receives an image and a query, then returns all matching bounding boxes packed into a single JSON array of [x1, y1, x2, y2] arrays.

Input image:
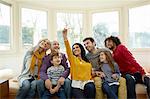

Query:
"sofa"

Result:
[[0, 69, 15, 99], [3, 67, 150, 99], [0, 69, 14, 80]]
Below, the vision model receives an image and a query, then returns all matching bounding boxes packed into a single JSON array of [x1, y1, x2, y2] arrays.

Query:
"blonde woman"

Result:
[[16, 39, 51, 99]]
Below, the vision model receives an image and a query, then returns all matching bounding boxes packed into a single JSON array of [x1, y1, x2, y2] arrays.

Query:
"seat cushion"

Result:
[[136, 84, 147, 94]]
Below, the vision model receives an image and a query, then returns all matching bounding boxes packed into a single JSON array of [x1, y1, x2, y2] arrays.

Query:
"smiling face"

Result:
[[99, 52, 107, 63], [51, 54, 61, 66], [105, 40, 116, 51], [105, 38, 118, 51], [83, 39, 96, 52], [72, 44, 81, 57], [39, 39, 51, 50], [52, 41, 60, 52]]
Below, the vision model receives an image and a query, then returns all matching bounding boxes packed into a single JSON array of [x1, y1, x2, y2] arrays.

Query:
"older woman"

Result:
[[16, 39, 51, 99]]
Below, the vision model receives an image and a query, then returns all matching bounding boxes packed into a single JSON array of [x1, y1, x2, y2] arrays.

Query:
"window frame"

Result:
[[126, 2, 150, 52], [54, 10, 86, 52], [89, 8, 122, 47], [0, 1, 14, 54], [18, 4, 49, 53]]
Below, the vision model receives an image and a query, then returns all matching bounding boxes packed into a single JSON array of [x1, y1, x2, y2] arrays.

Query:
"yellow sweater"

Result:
[[64, 40, 92, 80]]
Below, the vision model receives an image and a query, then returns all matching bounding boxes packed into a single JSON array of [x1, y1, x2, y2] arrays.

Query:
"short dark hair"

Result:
[[83, 37, 95, 43], [50, 51, 59, 61], [104, 36, 121, 47]]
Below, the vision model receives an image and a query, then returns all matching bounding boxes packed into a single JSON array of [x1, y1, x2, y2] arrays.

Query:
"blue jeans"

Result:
[[125, 73, 150, 99], [64, 78, 72, 99], [42, 87, 66, 99], [36, 79, 45, 98], [72, 82, 96, 99], [16, 79, 37, 99], [125, 74, 136, 99], [102, 81, 118, 99], [37, 78, 71, 99]]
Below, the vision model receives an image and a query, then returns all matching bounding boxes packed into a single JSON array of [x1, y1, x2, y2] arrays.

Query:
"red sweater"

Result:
[[113, 44, 145, 75]]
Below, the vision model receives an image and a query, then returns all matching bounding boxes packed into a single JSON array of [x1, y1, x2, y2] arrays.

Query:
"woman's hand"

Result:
[[62, 28, 68, 40]]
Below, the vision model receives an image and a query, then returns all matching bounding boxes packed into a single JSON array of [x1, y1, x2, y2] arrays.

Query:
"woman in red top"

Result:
[[104, 36, 150, 99]]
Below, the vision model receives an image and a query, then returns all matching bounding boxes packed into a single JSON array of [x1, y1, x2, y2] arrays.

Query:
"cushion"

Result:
[[0, 69, 15, 80], [136, 84, 147, 94]]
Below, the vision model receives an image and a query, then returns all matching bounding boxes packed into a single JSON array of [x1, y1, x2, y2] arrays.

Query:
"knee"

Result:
[[30, 80, 37, 88], [119, 77, 126, 85], [22, 80, 30, 90], [102, 82, 108, 88], [125, 74, 135, 84], [64, 78, 71, 86], [125, 74, 135, 86], [94, 77, 102, 88], [37, 79, 44, 85], [85, 82, 95, 91], [102, 82, 109, 91], [119, 77, 126, 82]]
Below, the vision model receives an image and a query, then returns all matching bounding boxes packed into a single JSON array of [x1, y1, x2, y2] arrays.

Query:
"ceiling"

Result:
[[13, 0, 149, 9]]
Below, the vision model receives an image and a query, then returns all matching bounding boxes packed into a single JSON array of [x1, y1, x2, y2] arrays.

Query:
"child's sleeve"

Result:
[[114, 62, 121, 78]]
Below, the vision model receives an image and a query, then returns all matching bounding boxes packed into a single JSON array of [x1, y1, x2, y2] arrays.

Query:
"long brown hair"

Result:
[[99, 50, 115, 72]]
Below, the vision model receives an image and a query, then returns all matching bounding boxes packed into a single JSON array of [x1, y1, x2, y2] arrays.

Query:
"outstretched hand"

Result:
[[62, 28, 68, 40]]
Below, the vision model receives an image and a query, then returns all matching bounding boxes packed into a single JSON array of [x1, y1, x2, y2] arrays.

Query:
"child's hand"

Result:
[[95, 71, 105, 78], [53, 86, 60, 92], [100, 72, 106, 78], [49, 88, 56, 94], [112, 74, 118, 80], [95, 71, 101, 77], [58, 77, 65, 85]]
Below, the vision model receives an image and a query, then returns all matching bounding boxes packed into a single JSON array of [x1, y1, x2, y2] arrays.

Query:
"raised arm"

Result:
[[62, 28, 74, 67]]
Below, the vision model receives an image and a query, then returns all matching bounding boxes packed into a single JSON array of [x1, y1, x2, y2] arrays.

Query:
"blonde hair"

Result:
[[38, 38, 50, 45]]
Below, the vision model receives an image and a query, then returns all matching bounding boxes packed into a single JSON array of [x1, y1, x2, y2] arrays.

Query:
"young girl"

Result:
[[96, 50, 121, 99]]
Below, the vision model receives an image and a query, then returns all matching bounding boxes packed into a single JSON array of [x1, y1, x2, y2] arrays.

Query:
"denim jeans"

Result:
[[64, 78, 72, 99], [42, 87, 66, 99], [125, 74, 136, 99], [37, 78, 71, 99], [144, 76, 150, 98], [72, 82, 96, 99], [102, 81, 118, 99], [16, 79, 37, 99], [125, 73, 150, 99], [36, 79, 45, 98]]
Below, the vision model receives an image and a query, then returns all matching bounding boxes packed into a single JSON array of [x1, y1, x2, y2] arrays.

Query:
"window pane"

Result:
[[0, 3, 11, 50], [22, 8, 48, 47], [129, 5, 150, 48], [57, 12, 83, 52], [92, 11, 119, 47]]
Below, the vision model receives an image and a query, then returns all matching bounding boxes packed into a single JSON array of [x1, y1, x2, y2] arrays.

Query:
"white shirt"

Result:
[[71, 80, 94, 90]]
